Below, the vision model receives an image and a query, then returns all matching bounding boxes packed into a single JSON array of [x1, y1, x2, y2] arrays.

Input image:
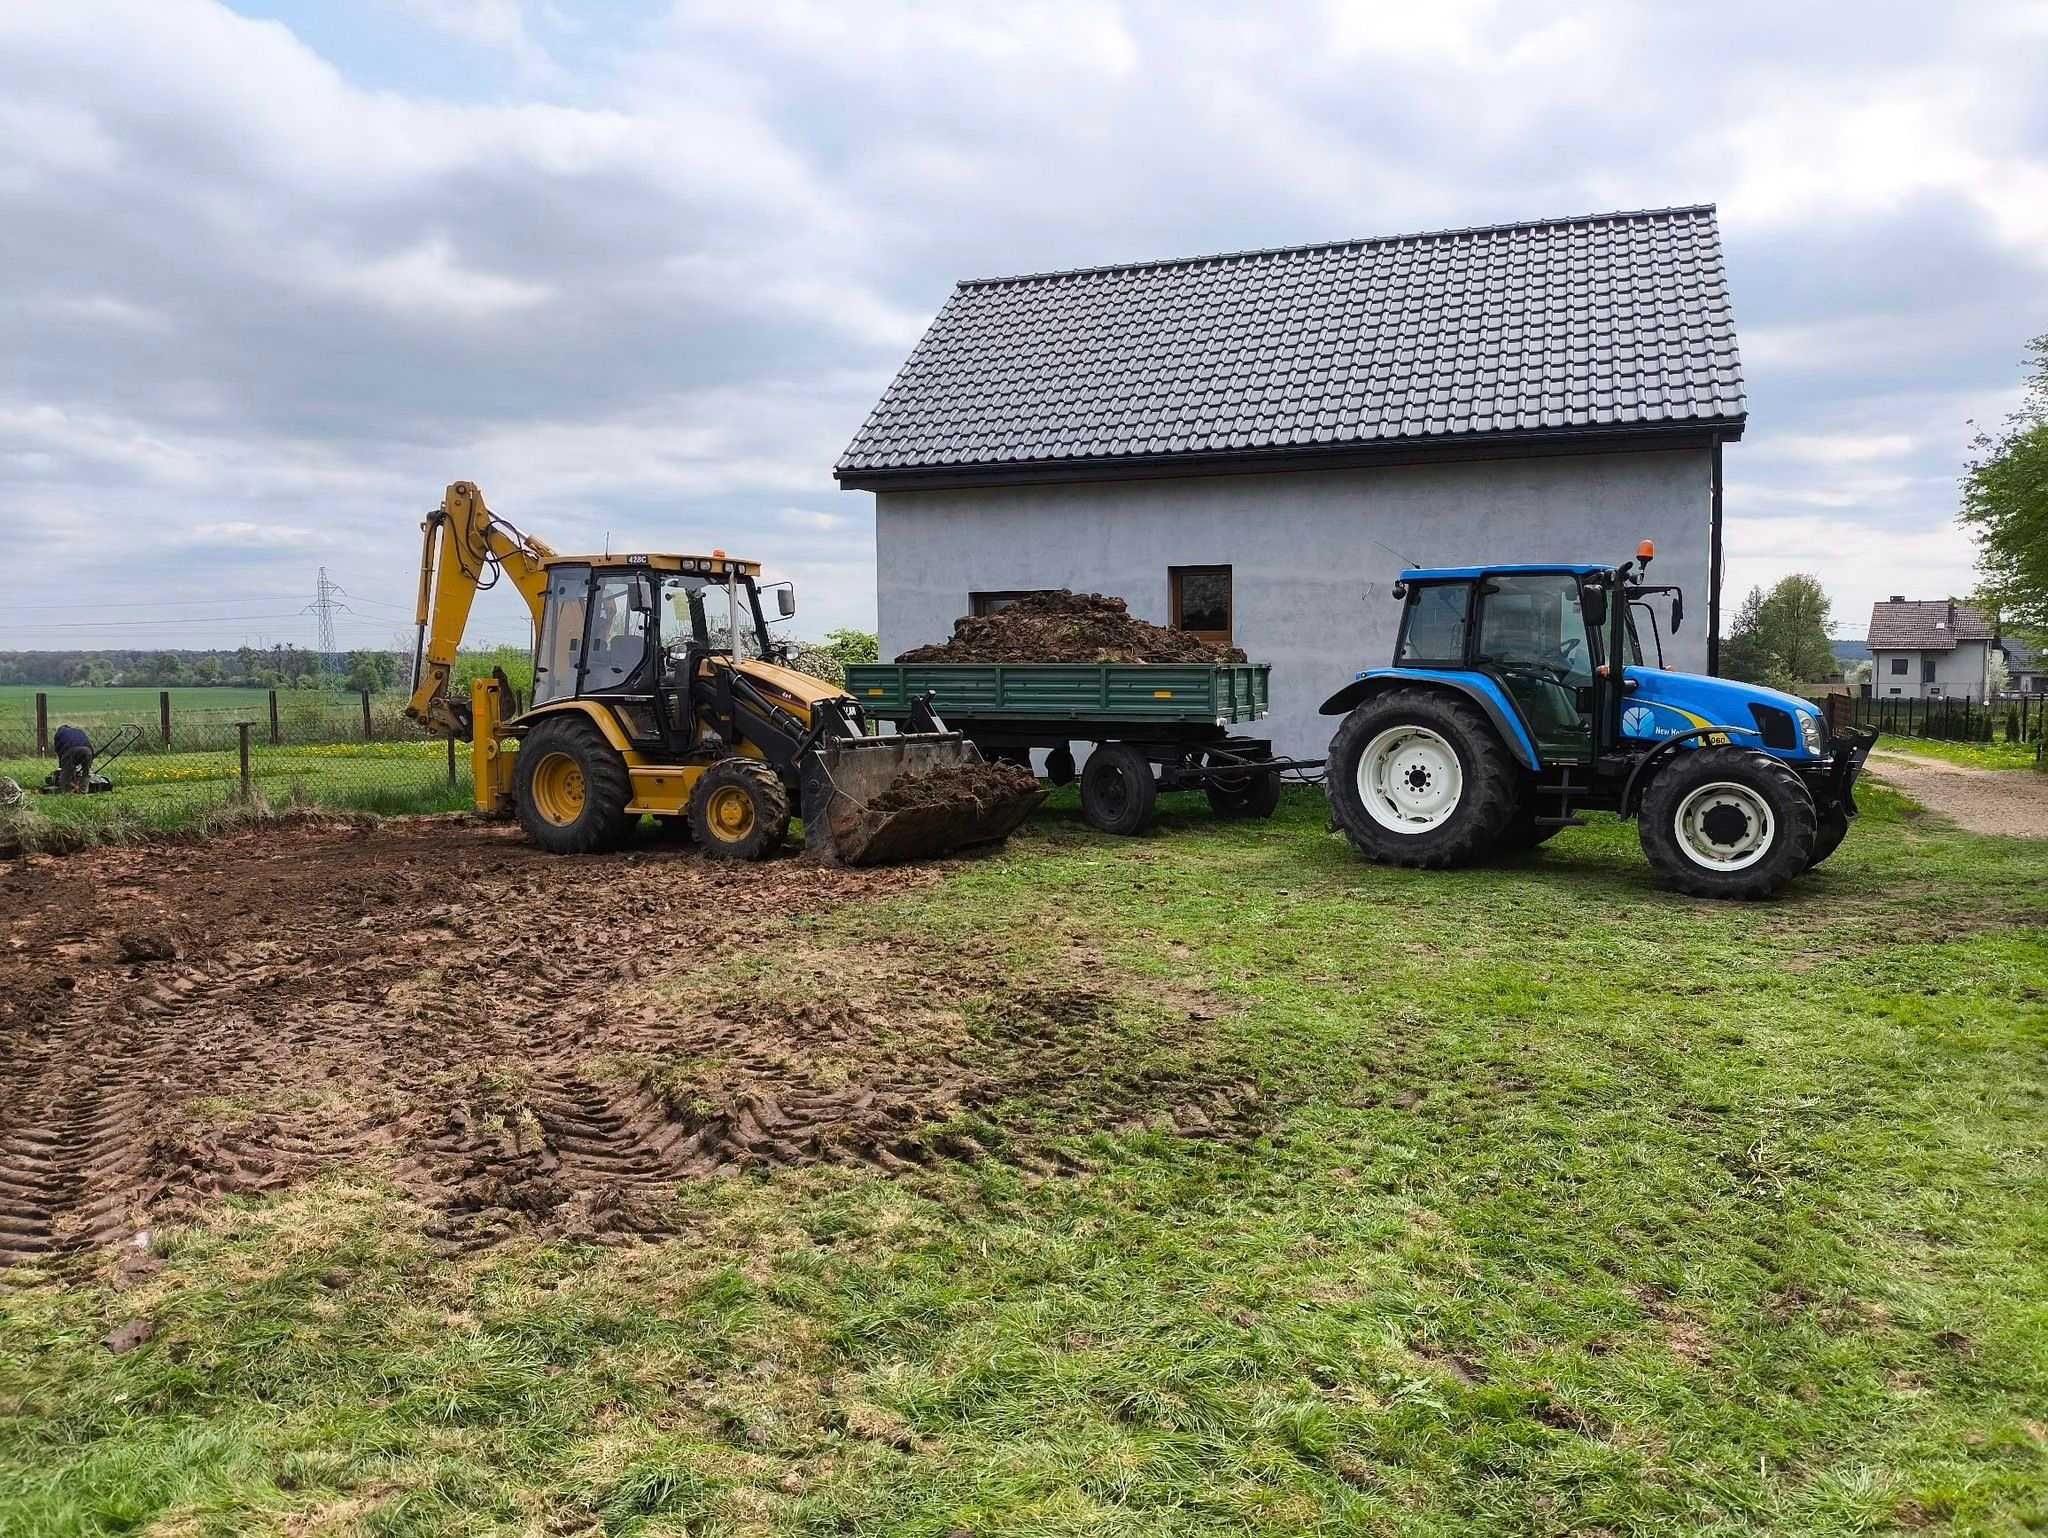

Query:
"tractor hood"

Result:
[[1624, 666, 1824, 751]]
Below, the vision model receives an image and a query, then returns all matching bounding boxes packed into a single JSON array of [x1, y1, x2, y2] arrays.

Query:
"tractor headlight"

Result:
[[1799, 711, 1825, 757]]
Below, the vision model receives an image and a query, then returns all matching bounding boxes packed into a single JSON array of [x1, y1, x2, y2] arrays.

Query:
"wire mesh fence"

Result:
[[0, 688, 474, 825]]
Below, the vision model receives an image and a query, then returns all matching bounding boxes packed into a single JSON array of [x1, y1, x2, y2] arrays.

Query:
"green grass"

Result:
[[0, 740, 470, 845], [1872, 735, 2044, 772], [3, 790, 2046, 1534]]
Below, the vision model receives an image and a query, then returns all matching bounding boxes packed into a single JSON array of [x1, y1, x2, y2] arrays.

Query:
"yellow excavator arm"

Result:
[[406, 481, 556, 737]]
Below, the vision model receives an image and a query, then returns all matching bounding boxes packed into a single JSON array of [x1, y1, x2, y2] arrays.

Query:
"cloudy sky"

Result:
[[2, 0, 2043, 653]]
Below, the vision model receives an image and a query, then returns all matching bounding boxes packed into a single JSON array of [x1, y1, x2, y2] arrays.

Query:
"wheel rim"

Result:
[[1356, 726, 1463, 834], [529, 751, 586, 826], [705, 783, 756, 842], [1673, 781, 1774, 871], [1094, 763, 1129, 817]]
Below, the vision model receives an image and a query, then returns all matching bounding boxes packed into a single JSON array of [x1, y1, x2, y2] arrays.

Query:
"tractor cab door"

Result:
[[1474, 572, 1598, 763]]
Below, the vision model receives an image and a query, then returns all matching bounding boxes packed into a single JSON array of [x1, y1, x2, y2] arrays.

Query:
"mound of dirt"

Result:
[[863, 759, 1040, 816], [896, 590, 1247, 665]]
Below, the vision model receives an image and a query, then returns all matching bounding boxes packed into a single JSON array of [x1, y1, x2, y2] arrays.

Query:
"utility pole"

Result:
[[306, 567, 351, 676]]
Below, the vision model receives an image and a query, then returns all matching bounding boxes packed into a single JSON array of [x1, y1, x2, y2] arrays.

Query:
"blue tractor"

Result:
[[1320, 542, 1878, 899]]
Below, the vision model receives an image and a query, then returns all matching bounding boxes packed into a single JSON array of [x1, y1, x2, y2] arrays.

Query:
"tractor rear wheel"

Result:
[[689, 758, 791, 861], [516, 715, 634, 854], [1638, 747, 1816, 899], [1326, 688, 1520, 868]]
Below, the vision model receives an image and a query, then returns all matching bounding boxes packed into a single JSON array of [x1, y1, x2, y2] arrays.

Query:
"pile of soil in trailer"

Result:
[[0, 820, 1255, 1269], [895, 590, 1248, 664]]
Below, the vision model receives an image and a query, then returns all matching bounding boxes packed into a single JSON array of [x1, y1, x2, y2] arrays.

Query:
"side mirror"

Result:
[[776, 583, 797, 618], [1669, 591, 1684, 634], [1581, 584, 1606, 628]]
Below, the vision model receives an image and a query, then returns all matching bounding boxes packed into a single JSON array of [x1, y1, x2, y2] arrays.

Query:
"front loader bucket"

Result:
[[803, 734, 1044, 866]]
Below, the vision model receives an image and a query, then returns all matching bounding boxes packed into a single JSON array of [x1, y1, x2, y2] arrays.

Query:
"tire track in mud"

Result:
[[0, 819, 1261, 1270]]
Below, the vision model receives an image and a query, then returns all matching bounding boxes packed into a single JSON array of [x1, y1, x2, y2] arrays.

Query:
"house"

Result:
[[836, 205, 1745, 759], [1866, 597, 2007, 700], [2003, 634, 2046, 696]]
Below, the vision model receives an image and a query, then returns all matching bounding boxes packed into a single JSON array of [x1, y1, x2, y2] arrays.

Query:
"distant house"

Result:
[[837, 205, 1745, 759], [1866, 597, 2015, 700], [2007, 635, 2046, 695]]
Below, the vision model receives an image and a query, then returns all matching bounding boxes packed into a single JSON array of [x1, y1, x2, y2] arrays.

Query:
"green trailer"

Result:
[[841, 661, 1306, 835]]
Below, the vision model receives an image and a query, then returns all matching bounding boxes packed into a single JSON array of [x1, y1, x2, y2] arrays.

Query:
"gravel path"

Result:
[[1865, 749, 2048, 839]]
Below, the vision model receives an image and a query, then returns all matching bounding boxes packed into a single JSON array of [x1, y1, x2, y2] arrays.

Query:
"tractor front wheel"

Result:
[[1638, 747, 1816, 899], [1326, 688, 1520, 868], [515, 716, 634, 854], [689, 758, 792, 861]]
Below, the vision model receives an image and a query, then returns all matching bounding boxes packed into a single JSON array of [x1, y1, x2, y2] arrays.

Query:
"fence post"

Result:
[[159, 690, 172, 747], [361, 689, 373, 742], [268, 688, 281, 746], [237, 722, 252, 801], [34, 692, 48, 757], [446, 733, 457, 789]]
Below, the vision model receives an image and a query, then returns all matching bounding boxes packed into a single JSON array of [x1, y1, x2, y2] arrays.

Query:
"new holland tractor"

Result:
[[1321, 542, 1877, 899]]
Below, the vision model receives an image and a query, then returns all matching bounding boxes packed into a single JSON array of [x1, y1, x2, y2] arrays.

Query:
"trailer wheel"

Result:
[[1326, 688, 1519, 868], [1638, 747, 1816, 899], [1080, 742, 1158, 835], [1204, 749, 1281, 820], [689, 758, 792, 861], [516, 716, 634, 854]]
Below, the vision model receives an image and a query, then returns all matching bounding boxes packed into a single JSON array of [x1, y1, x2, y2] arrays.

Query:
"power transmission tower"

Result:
[[306, 567, 352, 674]]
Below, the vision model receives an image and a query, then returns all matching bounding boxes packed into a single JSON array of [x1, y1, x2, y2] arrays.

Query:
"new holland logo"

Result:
[[1622, 705, 1657, 737]]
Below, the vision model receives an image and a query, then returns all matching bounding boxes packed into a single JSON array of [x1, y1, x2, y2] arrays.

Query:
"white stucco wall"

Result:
[[1872, 643, 1992, 701], [870, 447, 1715, 760]]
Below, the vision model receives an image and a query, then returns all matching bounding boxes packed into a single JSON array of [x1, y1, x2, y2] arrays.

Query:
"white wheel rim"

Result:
[[1356, 725, 1464, 834], [1673, 781, 1775, 871]]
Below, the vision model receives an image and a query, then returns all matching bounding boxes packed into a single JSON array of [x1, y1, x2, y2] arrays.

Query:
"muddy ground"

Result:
[[0, 819, 1254, 1270]]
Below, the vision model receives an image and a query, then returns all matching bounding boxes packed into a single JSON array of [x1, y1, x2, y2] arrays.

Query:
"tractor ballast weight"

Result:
[[1321, 543, 1877, 899]]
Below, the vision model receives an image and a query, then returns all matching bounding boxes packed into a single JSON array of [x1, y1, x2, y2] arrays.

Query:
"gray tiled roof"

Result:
[[1866, 600, 1997, 651], [837, 205, 1744, 483]]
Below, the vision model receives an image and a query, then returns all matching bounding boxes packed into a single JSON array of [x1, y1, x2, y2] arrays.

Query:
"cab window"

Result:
[[582, 573, 651, 692], [700, 578, 762, 661], [1476, 572, 1595, 760], [1397, 582, 1472, 663], [532, 565, 589, 706]]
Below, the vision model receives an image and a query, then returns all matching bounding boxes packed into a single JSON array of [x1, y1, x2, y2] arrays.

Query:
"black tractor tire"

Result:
[[515, 715, 634, 855], [1205, 751, 1282, 820], [1498, 797, 1565, 853], [1080, 742, 1158, 835], [1638, 747, 1817, 899], [1325, 688, 1521, 868], [688, 757, 791, 861], [1045, 745, 1077, 787], [1806, 805, 1850, 870]]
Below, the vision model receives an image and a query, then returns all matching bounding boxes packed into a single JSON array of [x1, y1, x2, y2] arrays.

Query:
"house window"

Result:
[[970, 590, 1053, 617], [1170, 566, 1232, 648], [1888, 687, 1902, 696], [1889, 657, 1909, 676], [2032, 677, 2047, 694], [1921, 658, 1937, 684], [1926, 686, 1942, 697]]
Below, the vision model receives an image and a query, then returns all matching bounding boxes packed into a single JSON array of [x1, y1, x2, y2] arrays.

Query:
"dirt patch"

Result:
[[896, 590, 1246, 664], [0, 818, 1254, 1269], [1866, 750, 2048, 839], [862, 760, 1040, 815]]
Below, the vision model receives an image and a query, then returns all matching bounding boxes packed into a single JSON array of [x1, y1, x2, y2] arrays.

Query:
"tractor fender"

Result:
[[1318, 670, 1541, 771], [511, 699, 643, 761], [1618, 723, 1762, 817]]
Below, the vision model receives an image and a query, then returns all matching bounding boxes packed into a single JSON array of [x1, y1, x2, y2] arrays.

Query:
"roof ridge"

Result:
[[956, 204, 1720, 290]]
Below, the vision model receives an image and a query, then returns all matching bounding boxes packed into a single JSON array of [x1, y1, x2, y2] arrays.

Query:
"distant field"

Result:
[[0, 684, 276, 722], [0, 685, 416, 756]]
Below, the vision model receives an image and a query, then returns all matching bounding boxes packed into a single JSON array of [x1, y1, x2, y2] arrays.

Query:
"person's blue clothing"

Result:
[[53, 724, 91, 756]]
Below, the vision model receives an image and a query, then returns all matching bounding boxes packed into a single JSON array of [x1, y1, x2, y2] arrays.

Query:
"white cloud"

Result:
[[324, 237, 554, 320]]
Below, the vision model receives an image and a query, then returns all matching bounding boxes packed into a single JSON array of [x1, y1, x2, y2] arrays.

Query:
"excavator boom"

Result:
[[407, 481, 556, 738]]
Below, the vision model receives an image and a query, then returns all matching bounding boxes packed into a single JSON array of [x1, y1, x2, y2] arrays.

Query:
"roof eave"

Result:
[[835, 417, 1747, 493]]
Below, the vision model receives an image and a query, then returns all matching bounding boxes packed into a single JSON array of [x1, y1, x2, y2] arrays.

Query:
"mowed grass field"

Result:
[[0, 684, 273, 734], [3, 785, 2046, 1535]]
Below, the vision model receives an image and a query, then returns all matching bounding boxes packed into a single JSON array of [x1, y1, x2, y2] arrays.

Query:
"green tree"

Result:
[[821, 628, 879, 668], [1722, 575, 1834, 686], [1961, 335, 2048, 632]]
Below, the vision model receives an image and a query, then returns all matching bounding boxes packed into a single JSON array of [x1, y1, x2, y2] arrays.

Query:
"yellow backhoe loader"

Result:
[[405, 481, 1040, 863]]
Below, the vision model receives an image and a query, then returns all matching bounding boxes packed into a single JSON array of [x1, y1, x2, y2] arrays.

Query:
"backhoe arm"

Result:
[[406, 481, 556, 738]]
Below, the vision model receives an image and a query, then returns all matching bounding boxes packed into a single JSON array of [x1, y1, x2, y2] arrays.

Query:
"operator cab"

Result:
[[1391, 554, 1682, 764], [526, 553, 797, 750]]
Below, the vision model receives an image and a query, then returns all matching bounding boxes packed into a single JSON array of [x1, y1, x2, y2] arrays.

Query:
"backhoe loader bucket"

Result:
[[803, 734, 1044, 866]]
